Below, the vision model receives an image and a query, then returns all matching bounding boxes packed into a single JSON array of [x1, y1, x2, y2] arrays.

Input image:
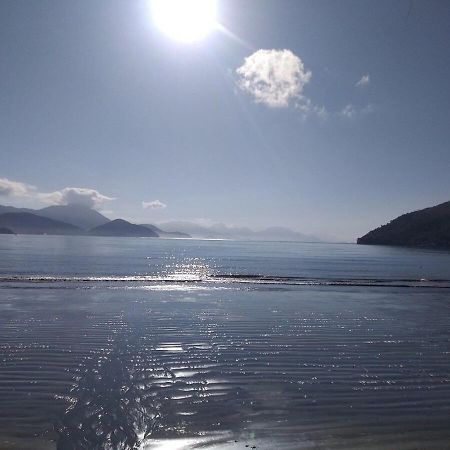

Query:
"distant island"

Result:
[[0, 204, 190, 238], [357, 200, 450, 249]]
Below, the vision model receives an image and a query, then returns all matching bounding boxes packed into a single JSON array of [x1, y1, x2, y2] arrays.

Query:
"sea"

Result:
[[0, 235, 449, 450]]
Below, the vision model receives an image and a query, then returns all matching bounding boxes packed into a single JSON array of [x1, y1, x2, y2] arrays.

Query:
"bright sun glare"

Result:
[[151, 0, 218, 43]]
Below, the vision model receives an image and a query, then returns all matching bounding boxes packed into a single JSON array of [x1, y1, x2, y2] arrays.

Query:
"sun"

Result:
[[151, 0, 218, 43]]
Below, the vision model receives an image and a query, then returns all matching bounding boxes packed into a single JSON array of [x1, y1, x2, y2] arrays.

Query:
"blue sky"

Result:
[[1, 0, 450, 241]]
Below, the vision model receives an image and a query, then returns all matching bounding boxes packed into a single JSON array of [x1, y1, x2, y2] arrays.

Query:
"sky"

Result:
[[1, 0, 450, 241]]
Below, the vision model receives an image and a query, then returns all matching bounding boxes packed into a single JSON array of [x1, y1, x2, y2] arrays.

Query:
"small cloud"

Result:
[[340, 104, 357, 118], [340, 103, 375, 119], [0, 177, 35, 197], [356, 74, 370, 87], [39, 187, 114, 209], [296, 98, 328, 120], [236, 49, 312, 108], [142, 200, 167, 209]]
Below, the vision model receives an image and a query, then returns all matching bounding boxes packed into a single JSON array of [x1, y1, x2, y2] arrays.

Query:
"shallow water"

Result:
[[0, 236, 449, 449]]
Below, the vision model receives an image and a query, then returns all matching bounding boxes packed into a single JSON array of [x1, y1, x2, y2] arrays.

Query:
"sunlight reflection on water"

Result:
[[157, 257, 216, 281]]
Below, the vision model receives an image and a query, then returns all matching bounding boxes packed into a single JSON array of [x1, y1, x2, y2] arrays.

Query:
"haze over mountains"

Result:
[[159, 221, 321, 242], [37, 205, 109, 230], [0, 204, 109, 230], [0, 203, 320, 241]]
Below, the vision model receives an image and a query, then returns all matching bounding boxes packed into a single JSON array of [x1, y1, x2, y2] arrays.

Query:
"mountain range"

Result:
[[90, 219, 159, 237], [0, 212, 83, 235], [158, 221, 321, 242], [357, 200, 450, 249], [0, 204, 189, 238], [0, 203, 321, 241]]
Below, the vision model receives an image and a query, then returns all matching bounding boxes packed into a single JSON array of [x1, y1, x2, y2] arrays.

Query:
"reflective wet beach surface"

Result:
[[1, 236, 450, 449], [1, 281, 450, 449]]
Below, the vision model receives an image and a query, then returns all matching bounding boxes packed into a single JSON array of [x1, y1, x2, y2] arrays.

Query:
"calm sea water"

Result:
[[0, 235, 450, 450]]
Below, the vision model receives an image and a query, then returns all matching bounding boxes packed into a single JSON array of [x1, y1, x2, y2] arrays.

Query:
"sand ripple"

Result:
[[0, 283, 449, 449]]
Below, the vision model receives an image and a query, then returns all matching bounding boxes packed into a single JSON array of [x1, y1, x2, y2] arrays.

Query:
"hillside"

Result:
[[0, 212, 83, 235], [357, 201, 450, 249], [37, 204, 110, 230], [140, 224, 191, 238], [0, 205, 33, 215], [0, 204, 188, 238], [90, 219, 159, 237]]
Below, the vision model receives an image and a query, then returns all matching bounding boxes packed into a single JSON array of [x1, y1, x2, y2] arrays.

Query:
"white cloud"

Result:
[[236, 49, 312, 108], [356, 74, 370, 87], [39, 187, 114, 209], [0, 177, 114, 210], [340, 103, 375, 119], [0, 177, 35, 197], [340, 104, 357, 118], [296, 97, 328, 120], [142, 200, 167, 209]]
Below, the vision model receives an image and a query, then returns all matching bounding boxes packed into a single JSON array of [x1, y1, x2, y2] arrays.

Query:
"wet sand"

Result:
[[1, 281, 450, 449]]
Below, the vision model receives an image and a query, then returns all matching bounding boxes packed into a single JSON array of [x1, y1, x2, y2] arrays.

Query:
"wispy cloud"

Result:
[[236, 49, 312, 108], [340, 104, 357, 119], [142, 200, 167, 209], [296, 97, 328, 120], [340, 103, 374, 119], [356, 74, 370, 87], [0, 177, 35, 197], [38, 187, 115, 209]]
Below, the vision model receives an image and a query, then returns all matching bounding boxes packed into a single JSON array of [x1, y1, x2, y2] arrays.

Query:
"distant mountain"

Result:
[[37, 204, 110, 230], [90, 219, 159, 237], [0, 205, 33, 215], [250, 226, 321, 242], [0, 212, 83, 235], [0, 227, 14, 234], [0, 204, 110, 230], [140, 224, 191, 239], [158, 221, 321, 242], [0, 204, 188, 238], [357, 201, 450, 249], [0, 204, 313, 241]]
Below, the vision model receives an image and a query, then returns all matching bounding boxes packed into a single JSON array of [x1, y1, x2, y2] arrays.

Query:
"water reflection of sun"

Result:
[[161, 257, 214, 281]]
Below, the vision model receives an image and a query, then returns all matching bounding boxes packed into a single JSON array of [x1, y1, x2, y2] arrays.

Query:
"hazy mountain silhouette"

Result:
[[0, 212, 83, 235], [37, 205, 110, 230], [140, 224, 190, 238], [0, 227, 14, 234], [159, 221, 321, 242], [0, 204, 188, 238], [90, 219, 158, 237], [0, 205, 33, 215], [357, 200, 450, 249], [0, 204, 314, 241]]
